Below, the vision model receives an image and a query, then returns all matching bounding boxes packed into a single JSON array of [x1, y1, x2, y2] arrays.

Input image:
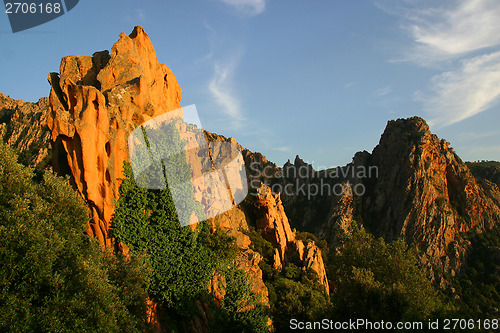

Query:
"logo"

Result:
[[128, 105, 248, 226], [4, 0, 79, 33]]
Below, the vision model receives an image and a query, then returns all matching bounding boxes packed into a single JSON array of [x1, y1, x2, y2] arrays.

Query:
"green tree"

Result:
[[328, 222, 447, 321], [272, 276, 330, 331], [212, 267, 270, 332], [453, 227, 500, 317], [0, 141, 148, 333], [113, 162, 218, 315], [116, 121, 271, 331]]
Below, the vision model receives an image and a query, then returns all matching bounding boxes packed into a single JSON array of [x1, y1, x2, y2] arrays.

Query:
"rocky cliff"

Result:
[[47, 26, 182, 245], [362, 117, 500, 283], [253, 184, 329, 293], [274, 117, 500, 286], [41, 26, 332, 329], [0, 92, 51, 169]]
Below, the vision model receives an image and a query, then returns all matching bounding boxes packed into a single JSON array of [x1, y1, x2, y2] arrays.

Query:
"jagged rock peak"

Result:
[[47, 26, 182, 246], [365, 116, 500, 284], [385, 116, 430, 134]]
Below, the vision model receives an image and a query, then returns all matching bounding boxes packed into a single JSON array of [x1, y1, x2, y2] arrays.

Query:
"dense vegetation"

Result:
[[244, 227, 331, 331], [454, 227, 500, 318], [244, 221, 456, 331], [0, 141, 148, 332], [327, 222, 449, 321]]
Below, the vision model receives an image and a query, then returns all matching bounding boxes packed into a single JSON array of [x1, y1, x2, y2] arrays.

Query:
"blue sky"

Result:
[[1, 0, 499, 168]]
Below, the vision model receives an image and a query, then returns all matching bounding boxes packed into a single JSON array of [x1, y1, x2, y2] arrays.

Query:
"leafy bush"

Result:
[[271, 277, 330, 330], [112, 162, 220, 314], [213, 267, 270, 332], [113, 162, 269, 331], [0, 141, 148, 333], [453, 228, 500, 317], [328, 222, 448, 321]]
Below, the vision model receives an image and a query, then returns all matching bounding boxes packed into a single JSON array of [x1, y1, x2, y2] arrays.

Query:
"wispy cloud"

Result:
[[220, 0, 266, 16], [379, 0, 500, 65], [417, 51, 500, 128], [271, 146, 292, 152], [345, 81, 358, 89], [123, 8, 146, 23], [378, 0, 500, 127], [456, 130, 500, 140], [197, 24, 245, 128], [374, 85, 392, 97], [208, 55, 245, 128]]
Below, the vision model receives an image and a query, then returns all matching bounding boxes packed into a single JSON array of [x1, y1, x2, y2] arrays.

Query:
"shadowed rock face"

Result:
[[47, 26, 182, 245], [205, 133, 331, 295]]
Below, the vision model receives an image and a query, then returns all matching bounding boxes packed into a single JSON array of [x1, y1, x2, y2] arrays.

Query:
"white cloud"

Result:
[[377, 0, 500, 126], [379, 0, 500, 65], [208, 56, 245, 128], [374, 85, 392, 97], [417, 51, 500, 127], [271, 146, 292, 152], [220, 0, 266, 16]]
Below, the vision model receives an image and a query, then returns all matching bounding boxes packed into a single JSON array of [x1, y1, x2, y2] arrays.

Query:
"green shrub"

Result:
[[0, 141, 148, 333], [328, 222, 448, 321]]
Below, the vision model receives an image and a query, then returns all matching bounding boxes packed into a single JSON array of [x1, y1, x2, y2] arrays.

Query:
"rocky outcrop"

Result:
[[235, 248, 269, 303], [317, 183, 355, 244], [0, 92, 51, 168], [361, 117, 500, 283], [203, 133, 331, 293], [47, 26, 182, 245], [253, 184, 330, 294], [248, 116, 500, 288], [255, 185, 295, 260]]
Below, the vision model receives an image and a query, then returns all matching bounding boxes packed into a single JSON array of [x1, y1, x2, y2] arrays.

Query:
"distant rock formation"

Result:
[[467, 161, 500, 189], [0, 92, 51, 168], [47, 26, 182, 245]]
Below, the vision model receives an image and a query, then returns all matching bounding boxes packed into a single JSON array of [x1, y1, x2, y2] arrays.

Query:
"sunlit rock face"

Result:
[[47, 26, 182, 245], [362, 117, 500, 284]]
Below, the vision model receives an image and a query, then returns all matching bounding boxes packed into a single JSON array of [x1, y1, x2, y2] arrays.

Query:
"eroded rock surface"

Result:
[[253, 184, 330, 294], [363, 117, 500, 282], [47, 26, 182, 245]]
